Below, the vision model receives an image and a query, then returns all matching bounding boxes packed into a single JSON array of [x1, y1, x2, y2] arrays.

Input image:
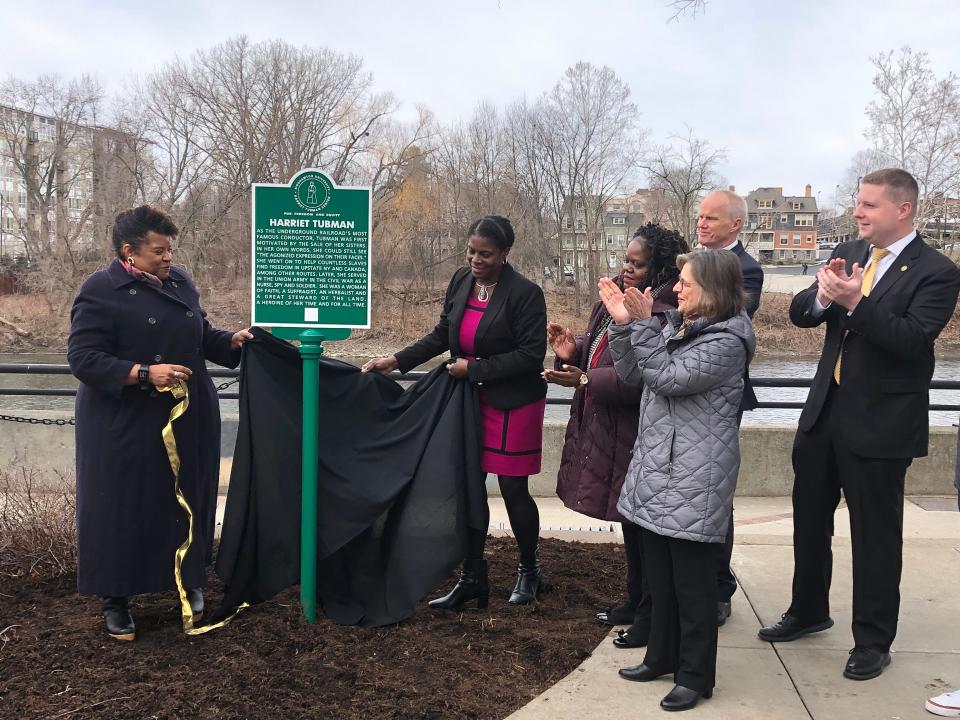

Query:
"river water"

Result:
[[3, 352, 960, 427]]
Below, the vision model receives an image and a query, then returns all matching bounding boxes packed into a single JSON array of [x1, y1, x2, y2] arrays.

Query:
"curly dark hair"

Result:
[[631, 222, 689, 289], [112, 205, 179, 258]]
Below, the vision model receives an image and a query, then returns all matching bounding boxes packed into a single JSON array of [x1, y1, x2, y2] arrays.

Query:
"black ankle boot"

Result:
[[102, 596, 135, 641], [428, 558, 489, 610], [508, 562, 543, 605]]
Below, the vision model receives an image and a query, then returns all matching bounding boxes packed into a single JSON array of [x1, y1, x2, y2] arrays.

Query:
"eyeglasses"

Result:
[[676, 278, 699, 290], [623, 259, 646, 270]]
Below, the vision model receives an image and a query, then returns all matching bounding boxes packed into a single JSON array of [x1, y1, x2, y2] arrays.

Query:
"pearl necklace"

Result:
[[476, 281, 498, 302]]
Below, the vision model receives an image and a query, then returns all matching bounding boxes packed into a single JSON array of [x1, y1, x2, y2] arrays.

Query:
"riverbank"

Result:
[[4, 283, 960, 359]]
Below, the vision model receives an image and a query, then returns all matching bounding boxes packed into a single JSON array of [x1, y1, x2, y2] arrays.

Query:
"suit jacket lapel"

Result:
[[473, 263, 513, 352], [447, 268, 473, 357], [869, 233, 922, 302]]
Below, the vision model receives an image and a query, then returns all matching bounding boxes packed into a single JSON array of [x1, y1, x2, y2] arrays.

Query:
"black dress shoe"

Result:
[[429, 558, 489, 610], [186, 588, 204, 618], [102, 596, 135, 641], [618, 663, 669, 682], [843, 647, 891, 680], [612, 628, 649, 649], [717, 601, 732, 626], [596, 602, 637, 626], [660, 684, 712, 711], [508, 563, 543, 605], [758, 613, 834, 642]]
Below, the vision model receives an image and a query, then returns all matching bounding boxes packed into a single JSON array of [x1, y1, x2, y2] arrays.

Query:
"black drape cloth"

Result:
[[215, 328, 486, 627]]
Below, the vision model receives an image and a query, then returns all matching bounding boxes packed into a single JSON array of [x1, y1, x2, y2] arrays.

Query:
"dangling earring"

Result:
[[127, 257, 135, 266]]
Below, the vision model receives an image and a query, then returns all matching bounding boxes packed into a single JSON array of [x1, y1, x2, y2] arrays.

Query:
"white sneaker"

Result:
[[927, 689, 960, 717]]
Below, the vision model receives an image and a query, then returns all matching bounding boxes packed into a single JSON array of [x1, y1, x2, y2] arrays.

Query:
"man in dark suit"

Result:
[[758, 169, 960, 681], [696, 190, 764, 625]]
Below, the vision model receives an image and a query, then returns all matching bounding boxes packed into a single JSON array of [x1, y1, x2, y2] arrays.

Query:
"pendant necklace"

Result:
[[477, 281, 498, 302]]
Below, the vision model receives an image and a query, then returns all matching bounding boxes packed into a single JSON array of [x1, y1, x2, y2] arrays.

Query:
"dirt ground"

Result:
[[0, 537, 626, 719]]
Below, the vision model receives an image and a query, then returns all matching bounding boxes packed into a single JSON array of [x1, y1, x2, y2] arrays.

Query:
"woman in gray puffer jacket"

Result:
[[598, 248, 756, 713]]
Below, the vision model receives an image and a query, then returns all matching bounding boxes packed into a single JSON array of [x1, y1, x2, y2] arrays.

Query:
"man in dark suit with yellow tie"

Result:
[[758, 169, 960, 680]]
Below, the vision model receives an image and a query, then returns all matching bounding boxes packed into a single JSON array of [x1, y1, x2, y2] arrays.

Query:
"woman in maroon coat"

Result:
[[545, 223, 687, 647]]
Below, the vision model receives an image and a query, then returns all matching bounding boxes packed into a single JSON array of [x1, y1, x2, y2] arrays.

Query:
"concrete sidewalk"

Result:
[[501, 496, 960, 720]]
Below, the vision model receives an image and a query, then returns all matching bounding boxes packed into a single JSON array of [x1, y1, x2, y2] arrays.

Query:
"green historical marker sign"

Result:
[[251, 169, 371, 329]]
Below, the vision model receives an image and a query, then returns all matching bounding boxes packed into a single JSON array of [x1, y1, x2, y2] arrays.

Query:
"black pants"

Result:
[[713, 515, 736, 602], [641, 527, 718, 693], [713, 409, 744, 602], [622, 521, 652, 631], [788, 383, 909, 652]]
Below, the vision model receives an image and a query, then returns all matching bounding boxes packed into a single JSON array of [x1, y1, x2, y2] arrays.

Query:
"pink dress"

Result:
[[458, 296, 546, 476]]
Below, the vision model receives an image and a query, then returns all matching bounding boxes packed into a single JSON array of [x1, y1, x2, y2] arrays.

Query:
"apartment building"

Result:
[[0, 103, 100, 262]]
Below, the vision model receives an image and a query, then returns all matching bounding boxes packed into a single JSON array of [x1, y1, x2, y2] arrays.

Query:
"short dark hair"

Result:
[[631, 222, 689, 289], [467, 215, 515, 251], [112, 205, 179, 258], [861, 168, 919, 217], [676, 248, 746, 321]]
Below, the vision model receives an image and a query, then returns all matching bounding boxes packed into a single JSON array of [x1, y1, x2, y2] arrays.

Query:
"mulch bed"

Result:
[[0, 537, 624, 719]]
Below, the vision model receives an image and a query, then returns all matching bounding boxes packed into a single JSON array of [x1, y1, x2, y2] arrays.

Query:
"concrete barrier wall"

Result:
[[3, 412, 957, 497]]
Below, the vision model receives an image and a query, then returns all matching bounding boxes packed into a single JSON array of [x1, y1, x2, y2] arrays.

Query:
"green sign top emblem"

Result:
[[293, 172, 332, 211]]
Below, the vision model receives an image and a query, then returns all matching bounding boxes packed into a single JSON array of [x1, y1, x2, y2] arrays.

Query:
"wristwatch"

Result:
[[138, 364, 151, 390], [579, 372, 589, 387]]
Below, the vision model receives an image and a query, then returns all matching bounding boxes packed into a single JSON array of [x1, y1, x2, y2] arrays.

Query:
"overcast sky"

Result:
[[5, 0, 958, 209]]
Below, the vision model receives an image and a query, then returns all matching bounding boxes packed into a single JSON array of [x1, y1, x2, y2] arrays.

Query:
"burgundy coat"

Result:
[[555, 286, 678, 522]]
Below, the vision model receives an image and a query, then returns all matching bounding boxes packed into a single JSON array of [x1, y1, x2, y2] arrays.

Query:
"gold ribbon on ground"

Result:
[[157, 380, 247, 635]]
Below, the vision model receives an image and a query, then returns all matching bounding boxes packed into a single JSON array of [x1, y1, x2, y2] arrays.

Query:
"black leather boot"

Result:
[[508, 562, 543, 605], [102, 596, 135, 641], [428, 558, 489, 610]]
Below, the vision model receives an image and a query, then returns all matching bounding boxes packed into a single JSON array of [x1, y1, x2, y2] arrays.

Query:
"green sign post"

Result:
[[251, 169, 372, 623]]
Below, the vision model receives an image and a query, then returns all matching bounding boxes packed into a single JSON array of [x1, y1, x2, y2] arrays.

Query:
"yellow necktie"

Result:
[[833, 246, 890, 384]]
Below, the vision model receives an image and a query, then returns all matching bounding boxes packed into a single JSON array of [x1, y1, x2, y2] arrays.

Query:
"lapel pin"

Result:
[[900, 265, 908, 272]]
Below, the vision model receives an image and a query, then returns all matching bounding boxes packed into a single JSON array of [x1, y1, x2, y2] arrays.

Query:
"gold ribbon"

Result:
[[157, 380, 247, 635]]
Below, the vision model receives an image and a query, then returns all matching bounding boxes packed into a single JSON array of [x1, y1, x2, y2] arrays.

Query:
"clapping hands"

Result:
[[546, 322, 577, 362], [816, 258, 865, 311], [598, 278, 654, 323]]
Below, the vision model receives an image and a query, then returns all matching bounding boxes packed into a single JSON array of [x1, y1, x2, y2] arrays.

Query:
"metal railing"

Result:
[[3, 362, 960, 411]]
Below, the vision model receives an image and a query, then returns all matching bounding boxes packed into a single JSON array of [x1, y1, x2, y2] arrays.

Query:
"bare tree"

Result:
[[667, 0, 709, 22], [839, 148, 888, 207], [536, 62, 640, 315], [641, 127, 726, 245], [503, 98, 554, 285], [136, 36, 431, 282], [864, 46, 960, 238]]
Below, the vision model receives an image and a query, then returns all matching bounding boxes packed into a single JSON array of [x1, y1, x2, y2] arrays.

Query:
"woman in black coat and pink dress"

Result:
[[363, 216, 548, 608], [545, 224, 687, 646]]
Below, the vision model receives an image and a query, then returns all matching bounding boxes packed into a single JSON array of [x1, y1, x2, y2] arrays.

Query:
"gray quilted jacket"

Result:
[[609, 311, 756, 543]]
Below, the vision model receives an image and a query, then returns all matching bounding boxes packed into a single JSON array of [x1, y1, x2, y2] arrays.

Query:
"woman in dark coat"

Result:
[[545, 224, 686, 649], [363, 215, 547, 608], [68, 205, 252, 640]]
